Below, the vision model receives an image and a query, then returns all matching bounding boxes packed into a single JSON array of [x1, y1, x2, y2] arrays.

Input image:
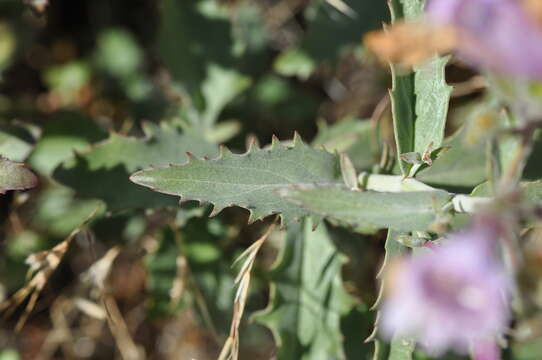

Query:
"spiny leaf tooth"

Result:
[[292, 131, 304, 146], [209, 203, 226, 217], [370, 284, 385, 311], [270, 135, 281, 149], [219, 145, 233, 158], [141, 121, 157, 137], [246, 135, 260, 153], [247, 210, 259, 224]]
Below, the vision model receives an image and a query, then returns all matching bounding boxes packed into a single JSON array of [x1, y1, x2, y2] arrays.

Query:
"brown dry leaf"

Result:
[[0, 207, 99, 331], [364, 21, 457, 67], [523, 0, 542, 26], [218, 218, 278, 360]]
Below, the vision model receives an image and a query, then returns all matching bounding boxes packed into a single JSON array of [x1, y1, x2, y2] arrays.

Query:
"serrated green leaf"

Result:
[[253, 218, 354, 360], [413, 56, 452, 154], [374, 231, 416, 360], [130, 136, 341, 224], [0, 157, 38, 194], [389, 0, 450, 175], [367, 230, 411, 353], [54, 122, 218, 211], [279, 186, 450, 231]]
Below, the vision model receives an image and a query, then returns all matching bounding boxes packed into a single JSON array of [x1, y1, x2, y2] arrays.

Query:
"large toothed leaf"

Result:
[[279, 186, 451, 231], [0, 157, 38, 194], [253, 218, 355, 360], [54, 123, 218, 211], [130, 136, 341, 224]]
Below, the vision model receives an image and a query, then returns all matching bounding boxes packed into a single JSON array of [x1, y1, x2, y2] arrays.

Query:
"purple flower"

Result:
[[381, 223, 510, 356], [427, 0, 542, 79]]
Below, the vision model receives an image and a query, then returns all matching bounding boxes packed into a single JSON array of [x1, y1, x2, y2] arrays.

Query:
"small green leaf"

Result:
[[253, 218, 354, 360], [130, 135, 341, 224], [279, 186, 451, 231], [0, 157, 38, 194], [54, 122, 218, 211], [29, 111, 107, 176], [0, 123, 35, 162], [416, 126, 486, 188], [274, 48, 315, 80], [200, 65, 251, 130], [312, 118, 377, 171]]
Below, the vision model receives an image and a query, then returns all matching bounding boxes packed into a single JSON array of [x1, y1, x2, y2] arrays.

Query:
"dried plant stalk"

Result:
[[218, 218, 278, 360]]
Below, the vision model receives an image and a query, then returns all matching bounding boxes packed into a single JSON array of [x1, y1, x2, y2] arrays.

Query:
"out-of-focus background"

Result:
[[0, 0, 402, 358]]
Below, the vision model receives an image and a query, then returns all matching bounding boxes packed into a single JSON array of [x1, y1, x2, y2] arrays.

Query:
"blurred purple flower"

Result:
[[427, 0, 542, 79], [381, 223, 510, 356]]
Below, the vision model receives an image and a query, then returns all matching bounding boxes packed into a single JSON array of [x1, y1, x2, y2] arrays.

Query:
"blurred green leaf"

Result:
[[301, 0, 388, 63], [158, 0, 235, 95], [253, 218, 354, 360], [279, 186, 451, 231], [274, 49, 316, 80], [512, 338, 542, 360], [54, 122, 218, 211], [312, 118, 376, 170], [0, 23, 15, 77], [43, 61, 91, 104], [0, 157, 37, 194], [0, 349, 20, 360], [29, 111, 107, 175], [146, 227, 181, 317], [95, 28, 142, 77], [31, 185, 101, 237], [130, 135, 341, 225], [0, 123, 35, 162], [200, 65, 251, 130]]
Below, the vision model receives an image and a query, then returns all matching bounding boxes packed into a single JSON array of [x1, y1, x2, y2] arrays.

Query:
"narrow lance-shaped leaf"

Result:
[[279, 185, 451, 232], [389, 0, 451, 173], [252, 218, 355, 360], [367, 230, 414, 359], [54, 122, 218, 211], [389, 0, 415, 175], [413, 55, 451, 154], [130, 135, 342, 225], [0, 157, 38, 194]]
